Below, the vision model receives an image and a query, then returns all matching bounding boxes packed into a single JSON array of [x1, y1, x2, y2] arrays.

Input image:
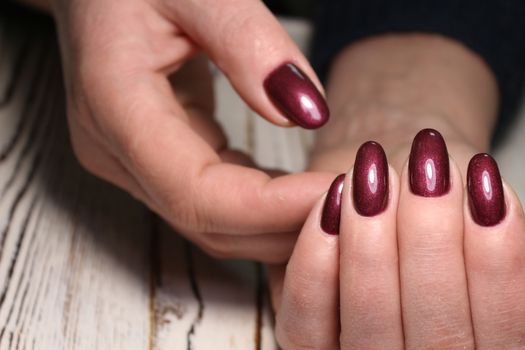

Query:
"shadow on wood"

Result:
[[0, 4, 276, 349]]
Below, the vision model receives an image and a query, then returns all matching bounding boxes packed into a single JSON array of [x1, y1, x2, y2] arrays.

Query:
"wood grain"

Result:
[[0, 5, 289, 349], [2, 3, 524, 350]]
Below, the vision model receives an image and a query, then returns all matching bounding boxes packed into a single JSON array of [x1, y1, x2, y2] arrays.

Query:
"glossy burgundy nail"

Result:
[[467, 153, 505, 226], [352, 141, 389, 216], [409, 128, 450, 197], [321, 174, 345, 235], [263, 62, 329, 129]]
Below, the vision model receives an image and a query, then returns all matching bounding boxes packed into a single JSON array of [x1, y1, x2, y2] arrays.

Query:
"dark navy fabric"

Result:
[[311, 1, 525, 139]]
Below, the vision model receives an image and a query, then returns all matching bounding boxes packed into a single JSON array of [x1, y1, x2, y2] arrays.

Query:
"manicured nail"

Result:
[[321, 174, 345, 235], [352, 141, 389, 216], [409, 128, 450, 197], [467, 153, 505, 226], [263, 62, 329, 129]]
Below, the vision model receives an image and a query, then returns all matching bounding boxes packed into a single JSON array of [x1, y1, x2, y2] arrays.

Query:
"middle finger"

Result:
[[397, 129, 474, 349], [339, 141, 404, 349]]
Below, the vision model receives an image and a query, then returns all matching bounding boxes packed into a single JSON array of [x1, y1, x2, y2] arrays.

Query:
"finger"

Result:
[[275, 175, 343, 350], [397, 129, 474, 349], [464, 154, 525, 348], [339, 142, 404, 349], [164, 0, 329, 129], [197, 231, 298, 264], [83, 62, 334, 236]]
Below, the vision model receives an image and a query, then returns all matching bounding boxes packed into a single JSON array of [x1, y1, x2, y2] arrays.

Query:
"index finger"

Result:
[[275, 176, 343, 350], [89, 68, 334, 235]]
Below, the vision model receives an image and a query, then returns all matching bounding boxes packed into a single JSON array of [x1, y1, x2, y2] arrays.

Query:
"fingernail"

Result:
[[263, 62, 329, 129], [409, 128, 450, 197], [467, 153, 505, 226], [321, 174, 345, 235], [352, 141, 389, 216]]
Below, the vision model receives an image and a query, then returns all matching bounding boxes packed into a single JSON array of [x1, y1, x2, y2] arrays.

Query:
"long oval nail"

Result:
[[353, 141, 389, 216], [321, 174, 345, 235], [467, 153, 505, 226], [263, 62, 329, 129], [409, 128, 450, 197]]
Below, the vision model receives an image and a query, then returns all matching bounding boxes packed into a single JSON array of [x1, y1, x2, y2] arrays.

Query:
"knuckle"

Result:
[[166, 170, 222, 235], [348, 248, 398, 272], [344, 288, 394, 321], [276, 321, 332, 350], [275, 284, 334, 349], [283, 268, 325, 310], [164, 191, 208, 235]]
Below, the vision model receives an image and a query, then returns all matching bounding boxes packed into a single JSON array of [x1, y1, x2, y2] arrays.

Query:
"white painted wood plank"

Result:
[[0, 10, 322, 350], [184, 254, 259, 350], [152, 221, 278, 350], [213, 65, 254, 155], [3, 6, 523, 349], [251, 116, 309, 172], [150, 224, 201, 350], [0, 12, 152, 349]]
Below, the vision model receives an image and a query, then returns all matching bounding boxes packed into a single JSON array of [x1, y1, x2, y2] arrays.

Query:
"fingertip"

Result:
[[466, 153, 505, 227], [464, 177, 525, 349], [263, 62, 330, 129], [320, 174, 346, 235], [276, 188, 340, 350], [465, 179, 517, 229], [338, 146, 404, 349]]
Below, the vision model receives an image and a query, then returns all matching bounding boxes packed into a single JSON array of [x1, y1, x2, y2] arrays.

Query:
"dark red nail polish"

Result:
[[409, 129, 450, 197], [321, 174, 345, 235], [352, 141, 389, 216], [467, 153, 505, 226], [263, 62, 329, 129]]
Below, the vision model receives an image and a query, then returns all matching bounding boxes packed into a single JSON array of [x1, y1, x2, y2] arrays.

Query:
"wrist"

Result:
[[324, 33, 498, 151]]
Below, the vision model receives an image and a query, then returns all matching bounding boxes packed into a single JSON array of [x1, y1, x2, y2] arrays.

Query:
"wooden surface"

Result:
[[1, 4, 525, 350], [0, 6, 318, 349]]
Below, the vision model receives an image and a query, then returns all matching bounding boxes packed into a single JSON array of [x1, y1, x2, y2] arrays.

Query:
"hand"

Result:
[[45, 0, 333, 262], [272, 132, 525, 349]]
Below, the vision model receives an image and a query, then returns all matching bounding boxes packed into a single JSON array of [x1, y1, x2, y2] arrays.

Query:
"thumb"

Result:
[[167, 0, 330, 129]]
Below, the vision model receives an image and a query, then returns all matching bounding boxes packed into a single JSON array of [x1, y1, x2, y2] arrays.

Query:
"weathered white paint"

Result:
[[0, 8, 316, 350], [2, 6, 523, 350]]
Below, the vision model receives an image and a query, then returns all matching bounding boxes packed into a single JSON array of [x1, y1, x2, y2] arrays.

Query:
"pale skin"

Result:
[[274, 163, 525, 349], [18, 0, 335, 263], [272, 36, 525, 348], [15, 0, 525, 347]]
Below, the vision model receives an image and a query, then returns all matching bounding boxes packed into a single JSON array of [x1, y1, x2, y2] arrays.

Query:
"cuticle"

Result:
[[268, 60, 298, 76]]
